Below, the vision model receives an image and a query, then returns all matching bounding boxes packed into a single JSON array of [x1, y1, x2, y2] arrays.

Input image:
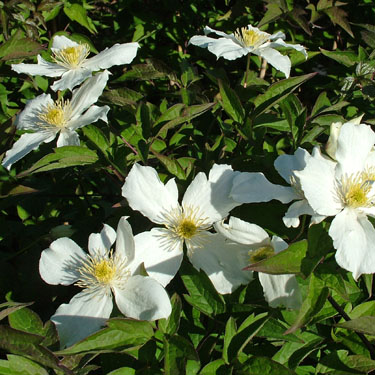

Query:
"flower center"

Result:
[[249, 245, 275, 264], [76, 251, 129, 292], [38, 99, 71, 129], [52, 44, 90, 69], [234, 27, 270, 48], [338, 170, 375, 208], [176, 219, 197, 239]]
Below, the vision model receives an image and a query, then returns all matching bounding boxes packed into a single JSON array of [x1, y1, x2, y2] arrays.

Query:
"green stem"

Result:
[[243, 54, 251, 88]]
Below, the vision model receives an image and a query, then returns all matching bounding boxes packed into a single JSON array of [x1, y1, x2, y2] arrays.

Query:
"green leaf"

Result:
[[320, 49, 358, 67], [0, 302, 34, 322], [285, 274, 329, 334], [158, 293, 182, 336], [324, 6, 354, 37], [199, 359, 228, 375], [246, 240, 308, 275], [18, 146, 98, 176], [223, 317, 237, 364], [218, 80, 245, 123], [257, 318, 303, 343], [63, 3, 97, 34], [0, 30, 43, 60], [8, 307, 44, 335], [151, 151, 186, 180], [107, 368, 135, 375], [337, 316, 375, 336], [0, 355, 49, 375], [164, 335, 199, 375], [58, 319, 154, 355], [102, 88, 144, 107], [180, 261, 226, 316], [235, 356, 297, 375], [253, 73, 316, 117], [82, 125, 110, 153], [258, 3, 283, 27]]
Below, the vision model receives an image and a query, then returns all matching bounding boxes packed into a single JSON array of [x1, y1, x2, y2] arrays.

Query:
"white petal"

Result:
[[208, 38, 249, 60], [335, 122, 375, 177], [282, 199, 316, 228], [88, 223, 116, 257], [269, 31, 286, 40], [188, 233, 252, 294], [39, 237, 87, 285], [2, 131, 56, 170], [133, 229, 183, 286], [15, 93, 53, 130], [267, 38, 307, 58], [83, 42, 140, 71], [329, 208, 375, 280], [68, 105, 109, 131], [204, 26, 235, 39], [52, 35, 79, 50], [295, 152, 341, 216], [122, 164, 179, 224], [214, 216, 269, 245], [12, 56, 66, 77], [51, 68, 93, 92], [230, 172, 297, 204], [52, 290, 112, 348], [274, 148, 311, 183], [270, 235, 288, 253], [115, 217, 135, 265], [114, 275, 171, 320], [69, 70, 109, 117], [56, 130, 80, 147], [254, 47, 291, 78], [258, 273, 302, 309]]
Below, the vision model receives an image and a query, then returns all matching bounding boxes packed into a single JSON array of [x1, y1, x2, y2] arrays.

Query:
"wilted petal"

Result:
[[329, 208, 375, 280], [88, 224, 116, 258], [83, 42, 140, 71], [258, 273, 302, 309], [114, 275, 171, 321], [231, 172, 297, 204], [39, 237, 87, 285], [2, 131, 56, 170], [52, 290, 112, 348]]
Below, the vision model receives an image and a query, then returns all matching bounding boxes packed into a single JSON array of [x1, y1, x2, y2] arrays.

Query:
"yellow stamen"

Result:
[[52, 43, 90, 69], [249, 245, 275, 264], [234, 27, 270, 48], [38, 99, 71, 128]]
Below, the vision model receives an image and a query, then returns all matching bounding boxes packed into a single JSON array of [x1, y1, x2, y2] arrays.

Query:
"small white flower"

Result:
[[189, 25, 307, 78], [122, 163, 250, 293], [230, 148, 326, 228], [12, 35, 139, 91], [214, 216, 302, 309], [39, 217, 171, 348], [295, 122, 375, 280], [2, 71, 110, 170]]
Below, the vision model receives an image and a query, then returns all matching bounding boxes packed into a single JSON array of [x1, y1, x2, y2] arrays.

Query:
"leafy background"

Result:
[[1, 0, 375, 374]]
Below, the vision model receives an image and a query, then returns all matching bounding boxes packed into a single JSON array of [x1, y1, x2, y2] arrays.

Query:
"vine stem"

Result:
[[243, 54, 251, 88], [328, 295, 375, 360]]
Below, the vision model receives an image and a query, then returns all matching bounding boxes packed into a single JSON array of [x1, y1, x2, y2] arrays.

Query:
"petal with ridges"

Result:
[[52, 35, 79, 50], [115, 217, 135, 265], [12, 56, 66, 77], [51, 68, 92, 92], [56, 130, 80, 147], [254, 47, 291, 78], [88, 224, 116, 258], [68, 105, 109, 131]]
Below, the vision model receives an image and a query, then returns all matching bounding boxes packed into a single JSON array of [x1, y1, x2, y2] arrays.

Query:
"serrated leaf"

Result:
[[180, 261, 225, 316], [235, 356, 297, 375], [320, 49, 358, 67], [285, 274, 329, 334], [8, 307, 44, 335], [218, 80, 245, 123], [253, 73, 316, 117], [246, 240, 308, 275], [164, 335, 199, 375]]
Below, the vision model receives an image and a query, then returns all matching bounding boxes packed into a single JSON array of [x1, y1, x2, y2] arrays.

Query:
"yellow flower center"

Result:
[[38, 99, 71, 129], [176, 219, 197, 239], [234, 27, 270, 48], [52, 43, 90, 69], [249, 245, 275, 264], [339, 169, 375, 208], [76, 251, 129, 291]]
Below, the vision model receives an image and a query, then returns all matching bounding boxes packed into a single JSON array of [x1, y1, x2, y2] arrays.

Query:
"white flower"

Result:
[[2, 71, 110, 170], [230, 147, 326, 228], [189, 25, 307, 78], [12, 35, 139, 91], [122, 163, 250, 294], [39, 217, 172, 348], [295, 122, 375, 279], [214, 216, 302, 309]]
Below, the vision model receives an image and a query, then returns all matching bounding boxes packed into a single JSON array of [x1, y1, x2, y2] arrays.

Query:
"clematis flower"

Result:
[[214, 216, 302, 309], [12, 35, 139, 91], [39, 217, 171, 348], [2, 70, 109, 170], [230, 148, 326, 228], [189, 25, 307, 78], [122, 163, 251, 294], [295, 122, 375, 279]]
